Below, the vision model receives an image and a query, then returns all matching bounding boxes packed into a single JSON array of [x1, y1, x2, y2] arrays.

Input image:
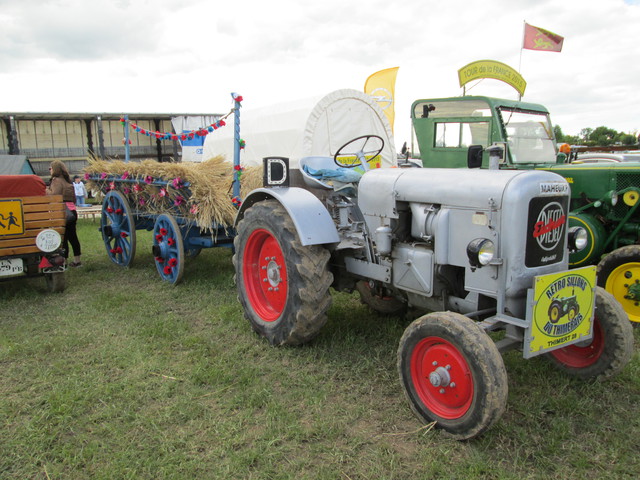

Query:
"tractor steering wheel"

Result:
[[334, 135, 385, 172]]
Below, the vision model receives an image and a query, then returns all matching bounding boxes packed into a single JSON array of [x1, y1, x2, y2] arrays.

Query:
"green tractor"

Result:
[[409, 95, 640, 324], [548, 293, 580, 324]]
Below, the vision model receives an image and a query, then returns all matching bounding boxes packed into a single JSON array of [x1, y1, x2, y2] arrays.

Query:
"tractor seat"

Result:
[[299, 156, 363, 191]]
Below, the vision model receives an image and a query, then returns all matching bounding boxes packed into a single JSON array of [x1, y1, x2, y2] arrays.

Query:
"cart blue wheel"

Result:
[[152, 214, 184, 284], [101, 190, 136, 267], [185, 247, 202, 258]]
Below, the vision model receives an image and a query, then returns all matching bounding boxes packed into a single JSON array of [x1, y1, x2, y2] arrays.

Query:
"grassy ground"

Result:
[[1, 219, 639, 479]]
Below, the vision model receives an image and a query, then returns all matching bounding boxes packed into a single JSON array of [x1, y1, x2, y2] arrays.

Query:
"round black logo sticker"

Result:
[[526, 196, 568, 268], [533, 201, 566, 251]]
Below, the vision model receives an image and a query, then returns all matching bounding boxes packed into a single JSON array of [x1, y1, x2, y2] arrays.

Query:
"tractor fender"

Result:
[[235, 188, 340, 246]]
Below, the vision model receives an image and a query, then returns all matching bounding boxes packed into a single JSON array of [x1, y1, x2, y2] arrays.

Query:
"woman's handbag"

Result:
[[64, 203, 76, 223]]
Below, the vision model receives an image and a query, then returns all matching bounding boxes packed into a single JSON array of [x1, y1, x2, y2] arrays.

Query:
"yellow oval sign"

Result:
[[458, 60, 527, 96]]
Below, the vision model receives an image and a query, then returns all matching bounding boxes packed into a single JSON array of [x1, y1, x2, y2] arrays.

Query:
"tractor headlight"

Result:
[[605, 190, 618, 206], [568, 226, 588, 252], [467, 238, 495, 268]]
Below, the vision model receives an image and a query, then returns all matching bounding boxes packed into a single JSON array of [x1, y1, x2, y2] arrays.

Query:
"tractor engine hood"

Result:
[[357, 168, 567, 221]]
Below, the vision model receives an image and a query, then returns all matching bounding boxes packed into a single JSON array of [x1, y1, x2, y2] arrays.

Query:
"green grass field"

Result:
[[1, 219, 639, 479]]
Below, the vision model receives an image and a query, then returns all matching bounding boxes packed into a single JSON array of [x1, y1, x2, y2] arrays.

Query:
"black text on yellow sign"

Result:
[[529, 266, 597, 354]]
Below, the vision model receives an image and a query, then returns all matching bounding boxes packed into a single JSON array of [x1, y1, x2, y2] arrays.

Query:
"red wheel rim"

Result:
[[242, 229, 288, 322], [410, 336, 474, 419], [549, 317, 604, 368]]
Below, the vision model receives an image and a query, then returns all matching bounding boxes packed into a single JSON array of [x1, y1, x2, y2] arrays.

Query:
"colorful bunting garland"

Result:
[[119, 117, 227, 141], [119, 94, 242, 141]]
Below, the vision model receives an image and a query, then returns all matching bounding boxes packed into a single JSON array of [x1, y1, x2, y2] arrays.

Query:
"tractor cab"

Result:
[[411, 96, 560, 169]]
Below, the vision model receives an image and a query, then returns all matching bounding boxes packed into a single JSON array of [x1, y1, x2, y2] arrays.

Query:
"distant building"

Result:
[[0, 112, 221, 176]]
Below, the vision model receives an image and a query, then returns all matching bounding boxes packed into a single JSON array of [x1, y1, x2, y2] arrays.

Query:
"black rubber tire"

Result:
[[547, 287, 634, 380], [44, 272, 66, 293], [356, 280, 406, 316], [233, 200, 333, 346], [568, 304, 578, 321], [397, 312, 508, 440], [597, 245, 640, 325], [548, 300, 562, 324]]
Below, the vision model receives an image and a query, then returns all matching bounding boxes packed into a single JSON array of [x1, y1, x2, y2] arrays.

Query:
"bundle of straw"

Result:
[[84, 156, 263, 230]]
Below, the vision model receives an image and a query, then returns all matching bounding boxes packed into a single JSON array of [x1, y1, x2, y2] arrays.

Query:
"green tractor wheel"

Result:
[[597, 245, 640, 325]]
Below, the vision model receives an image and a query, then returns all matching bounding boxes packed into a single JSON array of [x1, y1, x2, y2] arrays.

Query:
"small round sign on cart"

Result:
[[36, 229, 62, 252]]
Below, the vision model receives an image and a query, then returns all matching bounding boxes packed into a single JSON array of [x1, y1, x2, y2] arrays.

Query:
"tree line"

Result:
[[554, 125, 638, 146]]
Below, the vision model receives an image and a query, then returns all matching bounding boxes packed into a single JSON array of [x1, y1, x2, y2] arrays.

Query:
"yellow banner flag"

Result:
[[364, 67, 399, 132]]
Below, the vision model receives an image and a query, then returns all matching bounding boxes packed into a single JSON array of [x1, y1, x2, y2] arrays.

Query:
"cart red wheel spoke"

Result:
[[100, 190, 136, 267], [152, 214, 184, 285]]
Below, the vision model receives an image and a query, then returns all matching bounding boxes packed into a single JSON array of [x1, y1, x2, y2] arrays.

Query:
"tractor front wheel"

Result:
[[233, 200, 333, 346], [397, 312, 508, 440], [547, 287, 634, 380]]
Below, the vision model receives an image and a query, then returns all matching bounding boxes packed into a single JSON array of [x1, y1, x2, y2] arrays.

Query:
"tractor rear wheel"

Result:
[[597, 245, 640, 325], [547, 287, 633, 380], [356, 280, 406, 316], [397, 312, 508, 440], [233, 200, 333, 346]]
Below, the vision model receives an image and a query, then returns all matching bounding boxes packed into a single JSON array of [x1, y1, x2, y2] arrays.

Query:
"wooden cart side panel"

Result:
[[20, 196, 65, 206], [23, 202, 65, 212], [0, 195, 66, 256], [23, 219, 67, 230]]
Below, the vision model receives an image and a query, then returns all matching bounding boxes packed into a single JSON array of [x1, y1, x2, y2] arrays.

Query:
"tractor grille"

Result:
[[614, 172, 640, 217], [615, 172, 640, 190]]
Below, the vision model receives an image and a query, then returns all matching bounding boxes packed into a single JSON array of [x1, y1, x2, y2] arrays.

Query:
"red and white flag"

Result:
[[523, 23, 564, 52]]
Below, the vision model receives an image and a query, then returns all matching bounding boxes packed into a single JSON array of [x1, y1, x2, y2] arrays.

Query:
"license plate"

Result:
[[0, 258, 24, 277], [524, 266, 597, 358]]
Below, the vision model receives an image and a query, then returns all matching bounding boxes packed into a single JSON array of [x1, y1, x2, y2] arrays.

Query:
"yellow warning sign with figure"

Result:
[[0, 199, 24, 236], [527, 266, 597, 356]]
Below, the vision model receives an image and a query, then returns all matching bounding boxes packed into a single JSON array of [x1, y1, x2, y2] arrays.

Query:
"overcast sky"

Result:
[[1, 0, 638, 146]]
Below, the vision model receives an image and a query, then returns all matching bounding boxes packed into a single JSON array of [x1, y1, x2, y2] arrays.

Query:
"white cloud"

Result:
[[1, 0, 638, 144]]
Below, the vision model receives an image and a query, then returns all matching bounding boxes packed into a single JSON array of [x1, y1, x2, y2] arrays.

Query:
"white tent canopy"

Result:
[[202, 89, 396, 168]]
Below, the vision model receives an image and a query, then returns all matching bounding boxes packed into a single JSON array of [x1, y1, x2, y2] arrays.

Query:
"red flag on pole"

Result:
[[523, 23, 564, 52]]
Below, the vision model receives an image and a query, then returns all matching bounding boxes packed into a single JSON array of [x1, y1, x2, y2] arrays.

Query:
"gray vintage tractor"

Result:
[[233, 136, 634, 440], [409, 94, 640, 325]]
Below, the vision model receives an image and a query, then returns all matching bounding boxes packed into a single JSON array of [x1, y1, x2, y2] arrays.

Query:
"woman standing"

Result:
[[46, 160, 82, 267]]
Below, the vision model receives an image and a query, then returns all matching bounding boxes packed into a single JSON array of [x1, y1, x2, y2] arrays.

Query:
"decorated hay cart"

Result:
[[85, 94, 260, 284]]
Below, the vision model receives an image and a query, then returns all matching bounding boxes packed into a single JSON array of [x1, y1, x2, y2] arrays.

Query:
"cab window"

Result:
[[435, 121, 489, 148]]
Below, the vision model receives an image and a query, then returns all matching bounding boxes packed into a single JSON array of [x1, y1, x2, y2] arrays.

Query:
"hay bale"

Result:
[[85, 156, 263, 230]]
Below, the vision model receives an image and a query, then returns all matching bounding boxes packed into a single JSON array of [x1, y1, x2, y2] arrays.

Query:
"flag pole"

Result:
[[518, 20, 525, 73], [517, 20, 526, 100]]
